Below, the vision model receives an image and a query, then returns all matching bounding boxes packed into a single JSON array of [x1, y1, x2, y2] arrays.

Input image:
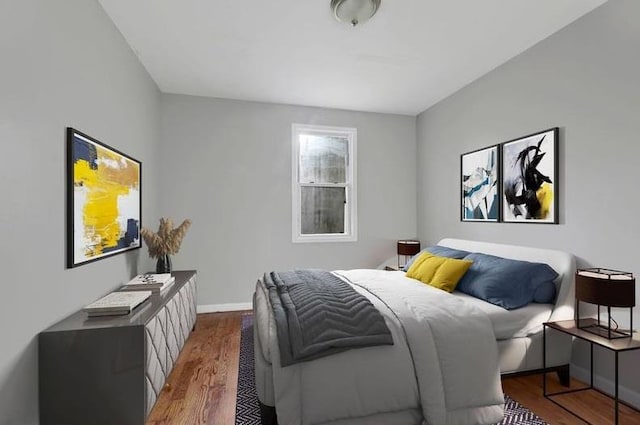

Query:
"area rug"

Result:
[[235, 315, 548, 425]]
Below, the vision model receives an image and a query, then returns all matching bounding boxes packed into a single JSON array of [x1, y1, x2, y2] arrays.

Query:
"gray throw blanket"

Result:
[[264, 270, 393, 366]]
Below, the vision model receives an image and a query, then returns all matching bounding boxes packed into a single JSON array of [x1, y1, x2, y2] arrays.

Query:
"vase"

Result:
[[156, 254, 172, 273]]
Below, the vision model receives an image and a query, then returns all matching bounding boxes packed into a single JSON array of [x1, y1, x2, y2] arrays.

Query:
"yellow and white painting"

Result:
[[68, 129, 140, 267]]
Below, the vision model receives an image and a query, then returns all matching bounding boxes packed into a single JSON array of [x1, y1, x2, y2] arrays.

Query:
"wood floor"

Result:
[[146, 312, 244, 425], [147, 311, 640, 425]]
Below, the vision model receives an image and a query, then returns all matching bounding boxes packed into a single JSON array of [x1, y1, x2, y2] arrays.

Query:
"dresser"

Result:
[[39, 270, 197, 425]]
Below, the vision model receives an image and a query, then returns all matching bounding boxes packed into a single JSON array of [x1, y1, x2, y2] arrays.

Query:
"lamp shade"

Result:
[[575, 268, 635, 308], [397, 240, 421, 256]]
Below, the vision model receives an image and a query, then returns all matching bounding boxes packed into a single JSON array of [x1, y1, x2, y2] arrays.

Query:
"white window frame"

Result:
[[292, 123, 357, 243]]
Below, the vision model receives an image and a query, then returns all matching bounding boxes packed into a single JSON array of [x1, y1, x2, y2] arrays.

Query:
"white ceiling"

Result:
[[99, 0, 606, 116]]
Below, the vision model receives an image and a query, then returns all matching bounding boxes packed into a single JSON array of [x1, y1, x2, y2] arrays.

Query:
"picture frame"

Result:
[[67, 128, 142, 268], [461, 145, 500, 222], [501, 127, 558, 224]]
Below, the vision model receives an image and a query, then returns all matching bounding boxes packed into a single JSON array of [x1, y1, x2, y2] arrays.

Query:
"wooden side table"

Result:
[[543, 319, 640, 424]]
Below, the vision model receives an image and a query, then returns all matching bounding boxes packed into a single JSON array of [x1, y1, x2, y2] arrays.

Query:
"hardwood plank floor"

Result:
[[503, 373, 640, 425], [146, 312, 244, 425], [148, 311, 640, 425]]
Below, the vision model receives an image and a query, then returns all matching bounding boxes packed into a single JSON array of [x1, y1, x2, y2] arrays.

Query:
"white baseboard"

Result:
[[572, 363, 640, 409], [197, 302, 252, 313]]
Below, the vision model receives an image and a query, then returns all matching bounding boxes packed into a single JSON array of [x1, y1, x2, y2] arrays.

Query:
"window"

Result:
[[292, 124, 357, 243]]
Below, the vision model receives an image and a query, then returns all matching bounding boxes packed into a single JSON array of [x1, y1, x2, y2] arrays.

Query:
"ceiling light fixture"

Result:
[[331, 0, 381, 27]]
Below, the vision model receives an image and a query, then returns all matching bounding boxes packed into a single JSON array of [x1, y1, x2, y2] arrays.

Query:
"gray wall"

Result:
[[0, 1, 160, 423], [159, 94, 417, 307], [416, 0, 640, 402]]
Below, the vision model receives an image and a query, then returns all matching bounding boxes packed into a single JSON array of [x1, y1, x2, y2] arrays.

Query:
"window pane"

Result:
[[299, 135, 347, 184], [301, 187, 346, 234]]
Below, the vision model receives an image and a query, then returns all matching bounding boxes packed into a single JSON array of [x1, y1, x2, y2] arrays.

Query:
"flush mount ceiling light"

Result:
[[331, 0, 381, 27]]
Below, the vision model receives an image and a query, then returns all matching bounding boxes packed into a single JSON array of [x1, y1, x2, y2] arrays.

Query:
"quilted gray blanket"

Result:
[[264, 270, 393, 366]]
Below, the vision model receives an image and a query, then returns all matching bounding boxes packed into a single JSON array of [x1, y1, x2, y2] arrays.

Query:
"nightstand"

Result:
[[543, 319, 640, 424]]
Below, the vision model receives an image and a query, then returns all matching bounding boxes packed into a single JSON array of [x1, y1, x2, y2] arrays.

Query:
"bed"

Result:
[[253, 238, 576, 425]]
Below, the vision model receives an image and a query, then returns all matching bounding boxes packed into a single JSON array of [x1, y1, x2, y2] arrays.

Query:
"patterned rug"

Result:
[[235, 315, 548, 425]]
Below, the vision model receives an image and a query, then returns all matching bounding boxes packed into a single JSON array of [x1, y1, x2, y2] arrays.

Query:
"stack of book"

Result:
[[83, 291, 152, 317], [121, 273, 176, 295]]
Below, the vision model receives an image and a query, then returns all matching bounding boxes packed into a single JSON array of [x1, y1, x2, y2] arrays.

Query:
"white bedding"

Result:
[[359, 271, 553, 341], [259, 269, 505, 425], [450, 291, 553, 339]]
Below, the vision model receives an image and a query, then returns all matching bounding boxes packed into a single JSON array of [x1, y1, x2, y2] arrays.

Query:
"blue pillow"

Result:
[[533, 280, 557, 303], [456, 253, 558, 310], [402, 245, 470, 271]]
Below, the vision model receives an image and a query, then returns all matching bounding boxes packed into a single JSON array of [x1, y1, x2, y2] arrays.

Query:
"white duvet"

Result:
[[260, 269, 505, 425]]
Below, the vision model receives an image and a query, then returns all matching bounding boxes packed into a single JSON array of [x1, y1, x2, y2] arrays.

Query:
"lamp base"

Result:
[[578, 321, 631, 339]]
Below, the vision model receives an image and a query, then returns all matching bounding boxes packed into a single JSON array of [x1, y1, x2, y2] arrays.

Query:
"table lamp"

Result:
[[575, 268, 635, 339], [397, 240, 421, 270]]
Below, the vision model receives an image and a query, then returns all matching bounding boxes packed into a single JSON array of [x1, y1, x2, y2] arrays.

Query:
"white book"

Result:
[[86, 309, 131, 317], [121, 276, 176, 295], [124, 273, 173, 289], [83, 291, 152, 316]]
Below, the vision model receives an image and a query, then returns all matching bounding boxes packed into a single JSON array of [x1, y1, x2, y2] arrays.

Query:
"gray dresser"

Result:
[[39, 270, 197, 425]]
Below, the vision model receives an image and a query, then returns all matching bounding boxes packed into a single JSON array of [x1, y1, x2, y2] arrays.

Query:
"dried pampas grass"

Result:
[[141, 218, 191, 258]]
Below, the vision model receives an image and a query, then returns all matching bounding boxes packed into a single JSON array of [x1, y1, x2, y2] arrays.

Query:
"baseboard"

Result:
[[197, 302, 252, 313], [572, 364, 640, 409]]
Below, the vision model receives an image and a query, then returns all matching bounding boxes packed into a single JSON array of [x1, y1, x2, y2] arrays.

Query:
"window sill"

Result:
[[292, 234, 357, 243]]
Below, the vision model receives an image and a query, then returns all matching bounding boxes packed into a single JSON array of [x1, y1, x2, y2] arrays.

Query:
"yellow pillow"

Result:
[[406, 252, 473, 292]]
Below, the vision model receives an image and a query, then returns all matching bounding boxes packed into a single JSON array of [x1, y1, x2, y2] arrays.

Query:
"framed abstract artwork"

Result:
[[461, 145, 500, 222], [501, 128, 558, 224], [67, 128, 141, 268]]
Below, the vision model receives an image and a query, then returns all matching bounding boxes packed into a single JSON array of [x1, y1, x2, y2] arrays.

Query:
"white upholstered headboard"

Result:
[[438, 238, 576, 322]]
